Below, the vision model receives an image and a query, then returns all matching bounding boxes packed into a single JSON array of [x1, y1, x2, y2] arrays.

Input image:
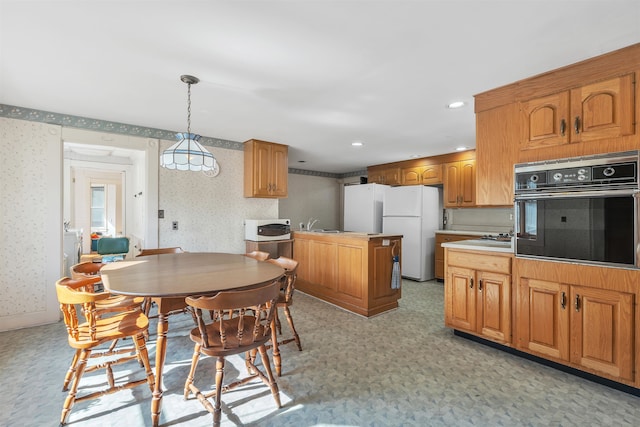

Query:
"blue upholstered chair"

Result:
[[97, 237, 130, 257]]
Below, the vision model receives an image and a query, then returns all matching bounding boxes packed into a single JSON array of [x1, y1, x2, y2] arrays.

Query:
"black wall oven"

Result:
[[514, 151, 639, 269]]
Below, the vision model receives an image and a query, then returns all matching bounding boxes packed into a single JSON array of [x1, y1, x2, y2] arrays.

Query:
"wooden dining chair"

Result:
[[265, 256, 302, 376], [55, 276, 155, 426], [67, 262, 147, 390], [183, 280, 282, 427], [70, 261, 145, 315], [245, 250, 270, 261]]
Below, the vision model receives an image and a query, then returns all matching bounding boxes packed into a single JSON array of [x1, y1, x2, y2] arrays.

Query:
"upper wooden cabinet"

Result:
[[475, 43, 640, 206], [367, 165, 400, 185], [520, 74, 635, 150], [476, 103, 519, 206], [443, 159, 476, 207], [244, 139, 288, 198], [401, 164, 442, 185]]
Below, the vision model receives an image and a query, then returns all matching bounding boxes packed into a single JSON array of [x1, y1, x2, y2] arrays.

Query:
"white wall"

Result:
[[279, 173, 342, 231], [0, 118, 62, 330]]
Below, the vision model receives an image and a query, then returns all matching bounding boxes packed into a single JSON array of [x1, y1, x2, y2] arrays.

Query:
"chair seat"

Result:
[[68, 311, 150, 349], [95, 295, 145, 312]]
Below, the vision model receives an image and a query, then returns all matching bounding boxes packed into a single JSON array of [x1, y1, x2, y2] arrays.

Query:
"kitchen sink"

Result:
[[310, 229, 342, 233]]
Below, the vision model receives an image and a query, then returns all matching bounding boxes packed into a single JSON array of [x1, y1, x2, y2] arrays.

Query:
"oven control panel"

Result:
[[515, 152, 638, 193]]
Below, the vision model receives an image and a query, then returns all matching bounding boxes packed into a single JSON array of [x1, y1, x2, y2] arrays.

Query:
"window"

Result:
[[90, 185, 106, 231]]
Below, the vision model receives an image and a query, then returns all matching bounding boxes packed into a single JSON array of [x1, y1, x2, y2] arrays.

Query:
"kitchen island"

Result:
[[292, 231, 402, 317]]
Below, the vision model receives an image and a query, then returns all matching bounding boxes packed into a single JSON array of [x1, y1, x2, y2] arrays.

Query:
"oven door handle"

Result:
[[514, 189, 639, 201]]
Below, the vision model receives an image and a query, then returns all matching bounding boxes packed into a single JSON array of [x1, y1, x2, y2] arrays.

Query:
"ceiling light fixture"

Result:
[[161, 75, 218, 173], [447, 101, 465, 109], [455, 146, 469, 151], [352, 141, 363, 147]]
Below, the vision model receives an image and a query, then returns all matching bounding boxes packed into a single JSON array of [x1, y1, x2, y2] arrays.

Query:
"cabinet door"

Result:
[[270, 143, 288, 197], [383, 167, 400, 185], [477, 270, 511, 343], [570, 286, 634, 381], [443, 160, 476, 207], [520, 91, 570, 149], [443, 162, 462, 207], [401, 167, 422, 185], [421, 164, 442, 185], [570, 73, 635, 143], [520, 278, 570, 361], [445, 266, 476, 332], [458, 159, 476, 207], [253, 141, 273, 196]]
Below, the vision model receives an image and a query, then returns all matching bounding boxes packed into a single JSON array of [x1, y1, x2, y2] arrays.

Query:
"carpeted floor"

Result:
[[1, 279, 638, 426]]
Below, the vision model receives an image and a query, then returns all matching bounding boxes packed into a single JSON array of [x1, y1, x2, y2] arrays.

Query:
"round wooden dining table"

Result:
[[100, 252, 284, 427]]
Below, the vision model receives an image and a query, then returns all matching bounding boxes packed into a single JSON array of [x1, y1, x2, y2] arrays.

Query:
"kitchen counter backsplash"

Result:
[[443, 207, 513, 234]]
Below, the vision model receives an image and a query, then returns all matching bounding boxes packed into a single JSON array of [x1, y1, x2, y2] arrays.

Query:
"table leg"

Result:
[[151, 310, 168, 427], [270, 318, 281, 376]]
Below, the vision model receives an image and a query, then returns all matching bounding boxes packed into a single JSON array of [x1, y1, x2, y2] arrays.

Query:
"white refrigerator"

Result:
[[383, 185, 442, 281], [343, 183, 389, 233]]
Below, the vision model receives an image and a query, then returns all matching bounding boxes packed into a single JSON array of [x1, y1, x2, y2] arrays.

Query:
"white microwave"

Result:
[[244, 219, 291, 241]]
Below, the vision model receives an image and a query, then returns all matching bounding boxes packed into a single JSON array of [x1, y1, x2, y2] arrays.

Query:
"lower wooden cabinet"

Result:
[[444, 249, 512, 344], [435, 233, 478, 280], [293, 232, 402, 317], [519, 277, 635, 382], [517, 259, 636, 384]]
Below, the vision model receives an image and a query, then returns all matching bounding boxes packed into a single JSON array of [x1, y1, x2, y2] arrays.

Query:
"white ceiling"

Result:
[[2, 1, 639, 174]]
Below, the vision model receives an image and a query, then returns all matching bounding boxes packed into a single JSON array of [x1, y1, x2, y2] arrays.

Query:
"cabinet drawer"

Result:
[[447, 250, 511, 274]]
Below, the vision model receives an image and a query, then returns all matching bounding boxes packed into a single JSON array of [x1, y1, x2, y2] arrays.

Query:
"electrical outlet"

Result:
[[158, 209, 164, 219], [172, 221, 178, 230]]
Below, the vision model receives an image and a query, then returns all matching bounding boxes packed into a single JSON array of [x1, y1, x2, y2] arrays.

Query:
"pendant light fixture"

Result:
[[161, 75, 218, 173]]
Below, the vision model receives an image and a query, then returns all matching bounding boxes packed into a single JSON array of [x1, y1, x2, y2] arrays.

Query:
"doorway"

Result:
[[62, 129, 160, 255]]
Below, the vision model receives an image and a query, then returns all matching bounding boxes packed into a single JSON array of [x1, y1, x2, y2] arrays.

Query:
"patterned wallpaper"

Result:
[[0, 118, 61, 324], [158, 139, 277, 253]]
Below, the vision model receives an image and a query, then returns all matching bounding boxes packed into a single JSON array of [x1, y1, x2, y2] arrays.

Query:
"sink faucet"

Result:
[[307, 217, 318, 231]]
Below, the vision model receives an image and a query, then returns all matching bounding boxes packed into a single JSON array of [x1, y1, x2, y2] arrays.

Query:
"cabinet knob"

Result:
[[478, 279, 483, 292], [469, 278, 474, 289], [575, 294, 581, 312], [560, 118, 566, 136], [560, 291, 566, 309], [574, 116, 581, 134]]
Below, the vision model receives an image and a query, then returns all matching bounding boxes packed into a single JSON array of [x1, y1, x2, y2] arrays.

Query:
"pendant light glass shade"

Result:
[[161, 132, 217, 171], [161, 75, 217, 172]]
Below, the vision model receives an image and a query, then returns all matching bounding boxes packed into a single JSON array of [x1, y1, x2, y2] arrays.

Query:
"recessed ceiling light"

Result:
[[352, 141, 363, 147], [455, 146, 469, 151], [447, 101, 465, 109], [409, 154, 420, 159]]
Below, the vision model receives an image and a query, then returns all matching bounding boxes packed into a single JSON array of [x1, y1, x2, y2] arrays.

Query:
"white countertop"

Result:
[[437, 230, 506, 236], [441, 238, 514, 254]]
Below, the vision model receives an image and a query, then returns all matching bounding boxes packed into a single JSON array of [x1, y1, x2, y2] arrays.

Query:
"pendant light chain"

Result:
[[186, 81, 192, 135]]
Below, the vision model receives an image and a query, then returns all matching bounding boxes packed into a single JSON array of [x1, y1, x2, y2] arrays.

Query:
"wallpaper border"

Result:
[[0, 103, 367, 179]]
